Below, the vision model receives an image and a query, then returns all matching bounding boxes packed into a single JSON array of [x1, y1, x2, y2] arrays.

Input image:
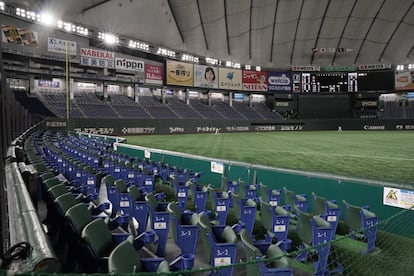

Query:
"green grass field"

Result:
[[123, 131, 414, 185]]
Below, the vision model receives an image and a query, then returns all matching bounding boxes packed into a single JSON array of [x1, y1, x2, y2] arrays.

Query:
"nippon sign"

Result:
[[358, 63, 392, 71], [115, 57, 144, 72]]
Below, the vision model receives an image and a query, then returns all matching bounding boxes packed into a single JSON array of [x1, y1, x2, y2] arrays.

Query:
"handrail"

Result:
[[3, 145, 60, 273]]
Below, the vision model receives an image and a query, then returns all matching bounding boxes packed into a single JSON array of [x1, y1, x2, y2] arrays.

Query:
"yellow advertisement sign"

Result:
[[218, 68, 242, 90], [166, 60, 193, 86]]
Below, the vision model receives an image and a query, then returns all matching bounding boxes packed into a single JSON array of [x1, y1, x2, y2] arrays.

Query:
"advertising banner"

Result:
[[1, 25, 38, 47], [38, 80, 60, 88], [194, 64, 218, 88], [242, 70, 268, 91], [218, 68, 242, 90], [358, 63, 392, 71], [267, 72, 292, 92], [166, 60, 193, 86], [115, 57, 144, 72], [47, 37, 77, 55], [80, 48, 115, 69], [395, 70, 414, 91], [145, 64, 163, 85]]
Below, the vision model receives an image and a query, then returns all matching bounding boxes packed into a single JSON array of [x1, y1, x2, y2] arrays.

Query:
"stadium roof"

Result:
[[10, 0, 414, 70]]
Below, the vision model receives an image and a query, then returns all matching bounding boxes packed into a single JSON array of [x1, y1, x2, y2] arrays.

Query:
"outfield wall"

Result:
[[44, 118, 414, 135], [114, 142, 408, 223]]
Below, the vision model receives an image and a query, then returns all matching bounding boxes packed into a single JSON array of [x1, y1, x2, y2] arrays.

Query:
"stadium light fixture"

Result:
[[255, 66, 261, 71], [157, 47, 175, 58], [396, 65, 404, 71], [40, 12, 55, 26], [182, 54, 199, 63], [408, 64, 413, 70], [245, 64, 251, 70], [233, 63, 241, 69], [128, 40, 149, 51], [206, 57, 218, 65], [98, 32, 119, 45], [226, 61, 233, 67], [0, 2, 4, 11]]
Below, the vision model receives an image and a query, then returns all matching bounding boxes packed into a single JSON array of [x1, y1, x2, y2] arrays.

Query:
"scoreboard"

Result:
[[298, 70, 394, 92], [302, 72, 348, 92]]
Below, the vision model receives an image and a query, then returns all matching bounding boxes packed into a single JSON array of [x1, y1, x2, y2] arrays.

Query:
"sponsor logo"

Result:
[[363, 125, 385, 131], [280, 125, 303, 131], [225, 126, 249, 132], [115, 57, 144, 72], [358, 63, 391, 70], [80, 48, 114, 60], [169, 127, 184, 133], [268, 74, 291, 85], [361, 101, 377, 107]]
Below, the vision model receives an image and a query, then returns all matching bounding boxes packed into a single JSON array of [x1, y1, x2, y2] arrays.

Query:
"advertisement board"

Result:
[[166, 60, 194, 86], [218, 68, 242, 90], [47, 37, 77, 55], [145, 64, 163, 85], [267, 72, 292, 92], [194, 64, 218, 88], [80, 48, 115, 69], [242, 70, 268, 91], [115, 57, 144, 72], [1, 25, 38, 47], [395, 70, 414, 91]]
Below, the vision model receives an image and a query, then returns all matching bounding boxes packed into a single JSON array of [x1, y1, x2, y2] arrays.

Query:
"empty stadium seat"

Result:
[[295, 207, 342, 275], [108, 237, 170, 273], [259, 197, 291, 251], [312, 192, 340, 233], [283, 187, 307, 213], [231, 191, 257, 235], [207, 184, 230, 225], [342, 200, 378, 253], [197, 213, 237, 275], [167, 201, 199, 255], [240, 229, 292, 276], [145, 193, 170, 257]]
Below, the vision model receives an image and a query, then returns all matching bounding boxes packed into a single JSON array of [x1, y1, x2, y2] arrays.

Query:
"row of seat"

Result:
[[25, 130, 379, 275]]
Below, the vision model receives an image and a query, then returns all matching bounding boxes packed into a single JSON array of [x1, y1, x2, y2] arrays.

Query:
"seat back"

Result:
[[231, 191, 242, 219], [127, 185, 142, 201], [312, 192, 326, 215], [295, 207, 314, 245], [259, 196, 272, 232], [65, 202, 93, 234], [266, 244, 291, 270], [48, 183, 69, 201], [108, 239, 141, 273], [283, 187, 295, 207], [81, 218, 113, 257], [240, 229, 262, 276], [114, 179, 127, 193], [197, 213, 213, 262], [342, 200, 364, 231], [145, 193, 159, 210], [54, 193, 79, 216]]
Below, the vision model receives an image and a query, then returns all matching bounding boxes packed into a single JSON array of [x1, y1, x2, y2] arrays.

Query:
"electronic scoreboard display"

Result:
[[301, 72, 348, 92], [300, 70, 395, 92], [350, 70, 394, 92]]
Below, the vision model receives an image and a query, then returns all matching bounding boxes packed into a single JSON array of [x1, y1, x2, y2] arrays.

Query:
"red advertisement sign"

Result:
[[145, 64, 163, 85], [242, 70, 268, 91]]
